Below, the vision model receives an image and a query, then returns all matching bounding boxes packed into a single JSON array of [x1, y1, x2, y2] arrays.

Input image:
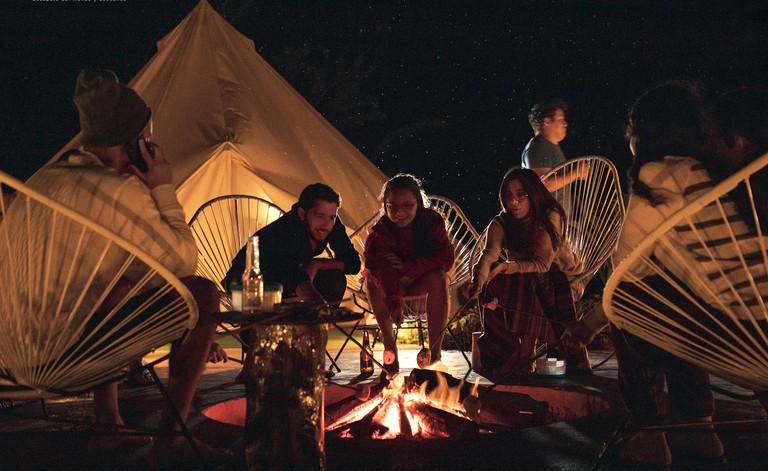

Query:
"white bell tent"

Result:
[[52, 0, 386, 229]]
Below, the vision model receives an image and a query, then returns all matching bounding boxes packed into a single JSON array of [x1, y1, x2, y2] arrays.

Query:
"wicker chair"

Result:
[[188, 195, 285, 296], [541, 155, 626, 297], [0, 170, 198, 446], [332, 195, 479, 371], [597, 152, 768, 468]]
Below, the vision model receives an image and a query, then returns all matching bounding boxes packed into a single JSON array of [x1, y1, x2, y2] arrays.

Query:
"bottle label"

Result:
[[242, 276, 263, 312], [231, 290, 242, 311]]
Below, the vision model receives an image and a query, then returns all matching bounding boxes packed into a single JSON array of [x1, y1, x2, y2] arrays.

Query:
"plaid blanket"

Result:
[[477, 267, 577, 381]]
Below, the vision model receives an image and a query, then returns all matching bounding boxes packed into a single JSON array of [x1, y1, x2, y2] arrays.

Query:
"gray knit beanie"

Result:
[[73, 69, 151, 147]]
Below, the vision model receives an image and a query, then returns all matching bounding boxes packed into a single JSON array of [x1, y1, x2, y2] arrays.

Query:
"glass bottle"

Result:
[[229, 280, 243, 311], [359, 330, 374, 375], [241, 235, 264, 313]]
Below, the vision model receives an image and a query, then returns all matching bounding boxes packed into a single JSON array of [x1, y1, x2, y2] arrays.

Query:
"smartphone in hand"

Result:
[[126, 138, 153, 173]]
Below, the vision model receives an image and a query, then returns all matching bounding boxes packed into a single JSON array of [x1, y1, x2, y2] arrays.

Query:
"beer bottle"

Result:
[[241, 235, 264, 313], [359, 330, 374, 375]]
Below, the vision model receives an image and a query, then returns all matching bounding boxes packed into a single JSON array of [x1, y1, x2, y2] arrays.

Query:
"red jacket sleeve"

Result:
[[364, 210, 456, 302], [363, 220, 402, 299]]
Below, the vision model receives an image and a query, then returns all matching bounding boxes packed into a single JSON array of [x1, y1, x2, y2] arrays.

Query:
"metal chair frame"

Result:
[[0, 171, 203, 464], [541, 155, 626, 297], [331, 195, 479, 372], [188, 194, 285, 360], [468, 157, 625, 375], [596, 152, 768, 468]]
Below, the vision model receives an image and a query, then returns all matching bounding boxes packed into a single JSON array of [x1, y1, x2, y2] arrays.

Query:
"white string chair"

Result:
[[0, 170, 198, 441], [596, 152, 768, 470], [468, 158, 624, 376], [427, 195, 480, 367], [188, 195, 285, 358], [334, 196, 479, 370], [429, 195, 481, 299], [188, 194, 286, 293], [604, 151, 768, 394], [541, 155, 626, 297]]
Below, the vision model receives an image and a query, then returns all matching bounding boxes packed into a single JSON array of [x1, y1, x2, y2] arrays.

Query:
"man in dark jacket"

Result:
[[224, 183, 361, 305]]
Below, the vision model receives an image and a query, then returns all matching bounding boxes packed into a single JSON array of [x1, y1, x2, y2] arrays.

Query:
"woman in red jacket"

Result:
[[364, 174, 455, 376]]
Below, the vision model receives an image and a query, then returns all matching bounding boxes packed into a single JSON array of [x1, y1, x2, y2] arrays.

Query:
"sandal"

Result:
[[123, 369, 155, 388]]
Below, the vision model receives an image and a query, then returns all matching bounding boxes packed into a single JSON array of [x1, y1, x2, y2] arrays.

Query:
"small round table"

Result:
[[216, 306, 362, 471]]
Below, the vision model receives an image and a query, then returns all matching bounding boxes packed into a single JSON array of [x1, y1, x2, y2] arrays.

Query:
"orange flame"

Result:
[[327, 365, 481, 439]]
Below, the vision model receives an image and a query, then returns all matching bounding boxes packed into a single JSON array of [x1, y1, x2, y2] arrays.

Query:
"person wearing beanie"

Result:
[[74, 69, 152, 148], [18, 69, 226, 466]]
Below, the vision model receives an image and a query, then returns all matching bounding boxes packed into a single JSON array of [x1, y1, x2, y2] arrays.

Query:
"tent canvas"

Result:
[[50, 0, 386, 229]]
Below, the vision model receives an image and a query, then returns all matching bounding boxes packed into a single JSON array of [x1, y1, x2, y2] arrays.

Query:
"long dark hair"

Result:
[[626, 80, 725, 205], [498, 167, 565, 251], [379, 173, 437, 257]]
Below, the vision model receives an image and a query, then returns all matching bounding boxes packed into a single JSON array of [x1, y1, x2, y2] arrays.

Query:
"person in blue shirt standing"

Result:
[[521, 99, 587, 192]]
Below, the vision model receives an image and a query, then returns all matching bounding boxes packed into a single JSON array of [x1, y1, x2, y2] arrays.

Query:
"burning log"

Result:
[[370, 393, 411, 439], [405, 400, 483, 439], [407, 368, 550, 430], [327, 368, 552, 440], [407, 368, 476, 402]]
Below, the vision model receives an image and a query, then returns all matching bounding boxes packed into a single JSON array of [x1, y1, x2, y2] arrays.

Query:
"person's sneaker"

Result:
[[619, 431, 672, 466]]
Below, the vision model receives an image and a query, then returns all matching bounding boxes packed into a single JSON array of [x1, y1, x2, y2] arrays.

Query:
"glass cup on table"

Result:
[[262, 282, 283, 311]]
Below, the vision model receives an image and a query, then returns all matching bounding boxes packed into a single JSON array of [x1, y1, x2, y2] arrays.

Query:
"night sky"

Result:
[[2, 0, 768, 227]]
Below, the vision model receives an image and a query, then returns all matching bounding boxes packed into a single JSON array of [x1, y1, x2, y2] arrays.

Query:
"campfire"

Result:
[[202, 365, 611, 441], [326, 366, 479, 439], [325, 365, 550, 440]]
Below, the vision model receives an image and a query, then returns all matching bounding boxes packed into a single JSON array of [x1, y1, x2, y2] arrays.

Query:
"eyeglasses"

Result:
[[385, 201, 417, 213], [503, 192, 529, 203]]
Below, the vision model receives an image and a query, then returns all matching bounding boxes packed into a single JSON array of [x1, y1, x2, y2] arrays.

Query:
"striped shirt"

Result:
[[3, 151, 197, 336], [614, 156, 767, 319]]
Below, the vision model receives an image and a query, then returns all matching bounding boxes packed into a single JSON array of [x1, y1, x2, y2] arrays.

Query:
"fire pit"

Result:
[[202, 367, 612, 470], [322, 368, 614, 470], [204, 368, 611, 438], [326, 370, 489, 440], [324, 368, 609, 439]]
